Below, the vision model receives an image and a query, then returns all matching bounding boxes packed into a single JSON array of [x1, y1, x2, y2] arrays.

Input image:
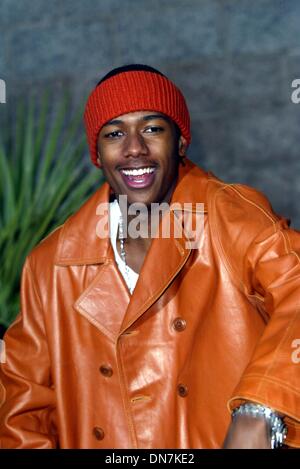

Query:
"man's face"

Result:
[[97, 111, 187, 206]]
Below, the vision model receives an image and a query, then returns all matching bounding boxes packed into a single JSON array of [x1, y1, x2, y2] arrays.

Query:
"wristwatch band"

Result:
[[231, 402, 287, 449]]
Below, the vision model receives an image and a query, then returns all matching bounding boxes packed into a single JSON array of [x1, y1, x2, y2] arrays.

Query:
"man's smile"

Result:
[[119, 165, 157, 189]]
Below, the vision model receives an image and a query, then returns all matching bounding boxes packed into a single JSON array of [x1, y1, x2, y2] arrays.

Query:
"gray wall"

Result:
[[1, 0, 300, 226]]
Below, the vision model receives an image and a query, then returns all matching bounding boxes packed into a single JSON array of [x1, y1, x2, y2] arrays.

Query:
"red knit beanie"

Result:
[[84, 68, 191, 167]]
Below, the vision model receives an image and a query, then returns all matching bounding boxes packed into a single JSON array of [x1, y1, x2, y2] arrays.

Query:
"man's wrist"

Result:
[[231, 402, 287, 449]]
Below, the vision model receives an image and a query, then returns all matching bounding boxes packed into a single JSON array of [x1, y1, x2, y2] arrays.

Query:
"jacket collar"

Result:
[[54, 158, 208, 266], [54, 182, 113, 266], [171, 159, 209, 210]]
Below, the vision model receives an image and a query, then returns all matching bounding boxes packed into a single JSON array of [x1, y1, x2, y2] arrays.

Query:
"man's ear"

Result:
[[96, 151, 102, 168], [178, 136, 187, 157]]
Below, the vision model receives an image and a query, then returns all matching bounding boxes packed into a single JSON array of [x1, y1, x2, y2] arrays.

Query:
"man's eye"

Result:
[[144, 126, 164, 133], [104, 130, 123, 138]]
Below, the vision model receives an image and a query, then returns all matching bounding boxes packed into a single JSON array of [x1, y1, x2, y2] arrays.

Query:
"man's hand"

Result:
[[223, 414, 271, 449]]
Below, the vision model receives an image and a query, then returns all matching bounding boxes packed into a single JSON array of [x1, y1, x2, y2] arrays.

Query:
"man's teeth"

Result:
[[121, 167, 155, 176]]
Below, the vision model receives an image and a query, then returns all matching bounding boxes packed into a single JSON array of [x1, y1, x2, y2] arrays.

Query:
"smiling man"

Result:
[[1, 64, 300, 449]]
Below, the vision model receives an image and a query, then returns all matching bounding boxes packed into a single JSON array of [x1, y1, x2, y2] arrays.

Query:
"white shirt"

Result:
[[109, 199, 139, 294]]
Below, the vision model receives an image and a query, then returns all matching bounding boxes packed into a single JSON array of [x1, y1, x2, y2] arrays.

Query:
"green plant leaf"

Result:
[[0, 92, 104, 327]]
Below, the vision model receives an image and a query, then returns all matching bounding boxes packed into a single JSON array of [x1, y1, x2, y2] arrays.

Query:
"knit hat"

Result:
[[84, 65, 191, 167]]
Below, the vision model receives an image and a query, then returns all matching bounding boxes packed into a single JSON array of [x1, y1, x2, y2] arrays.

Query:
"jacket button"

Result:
[[173, 317, 186, 332], [93, 426, 105, 440], [177, 383, 188, 397], [99, 365, 113, 377]]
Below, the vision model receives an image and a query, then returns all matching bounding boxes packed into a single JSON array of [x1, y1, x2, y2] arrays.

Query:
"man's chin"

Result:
[[116, 187, 159, 207]]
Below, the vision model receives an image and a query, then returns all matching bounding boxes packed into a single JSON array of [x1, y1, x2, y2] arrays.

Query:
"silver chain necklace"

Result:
[[118, 212, 134, 294]]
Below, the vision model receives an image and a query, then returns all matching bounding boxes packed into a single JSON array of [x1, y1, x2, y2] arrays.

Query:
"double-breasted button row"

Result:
[[99, 364, 113, 377], [95, 365, 112, 441], [172, 317, 186, 332], [93, 426, 105, 440]]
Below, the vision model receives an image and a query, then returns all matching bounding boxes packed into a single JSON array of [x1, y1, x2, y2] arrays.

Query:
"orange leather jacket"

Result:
[[1, 159, 300, 448]]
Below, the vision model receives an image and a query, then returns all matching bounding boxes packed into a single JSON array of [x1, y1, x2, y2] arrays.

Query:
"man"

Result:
[[0, 64, 300, 449]]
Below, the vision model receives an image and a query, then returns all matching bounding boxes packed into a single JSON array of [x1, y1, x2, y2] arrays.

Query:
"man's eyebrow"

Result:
[[102, 114, 169, 127], [102, 118, 123, 127], [142, 114, 169, 122]]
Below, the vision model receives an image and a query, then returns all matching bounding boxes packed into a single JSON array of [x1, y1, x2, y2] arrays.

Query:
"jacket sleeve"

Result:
[[0, 256, 58, 448], [224, 185, 300, 448]]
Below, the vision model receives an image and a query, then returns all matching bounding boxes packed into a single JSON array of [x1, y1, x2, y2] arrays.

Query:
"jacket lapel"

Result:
[[74, 255, 130, 343], [54, 182, 130, 342], [119, 210, 192, 334]]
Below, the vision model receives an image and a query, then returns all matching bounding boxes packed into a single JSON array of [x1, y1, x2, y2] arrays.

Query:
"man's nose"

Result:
[[124, 131, 148, 157]]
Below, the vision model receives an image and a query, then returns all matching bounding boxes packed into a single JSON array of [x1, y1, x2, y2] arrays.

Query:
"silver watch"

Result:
[[231, 402, 287, 449]]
